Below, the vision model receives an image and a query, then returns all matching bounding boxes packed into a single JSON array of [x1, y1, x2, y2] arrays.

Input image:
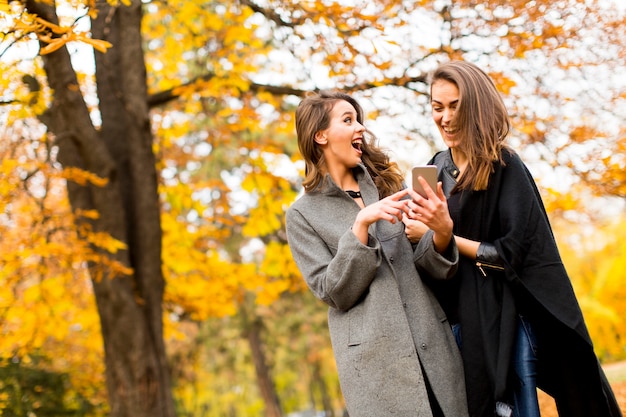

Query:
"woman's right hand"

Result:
[[404, 178, 454, 253], [351, 188, 411, 244]]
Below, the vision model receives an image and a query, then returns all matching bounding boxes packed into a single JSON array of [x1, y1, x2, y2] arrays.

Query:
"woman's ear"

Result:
[[314, 131, 327, 145]]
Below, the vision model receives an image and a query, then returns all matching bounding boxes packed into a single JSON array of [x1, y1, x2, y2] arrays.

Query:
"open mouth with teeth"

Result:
[[352, 139, 363, 152], [442, 125, 457, 134]]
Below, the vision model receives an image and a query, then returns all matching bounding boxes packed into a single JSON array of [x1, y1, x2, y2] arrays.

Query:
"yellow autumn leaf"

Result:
[[61, 167, 109, 187], [75, 209, 100, 220], [85, 231, 128, 253], [260, 242, 302, 283], [79, 36, 114, 53], [35, 17, 71, 34], [255, 280, 290, 306], [40, 38, 67, 55]]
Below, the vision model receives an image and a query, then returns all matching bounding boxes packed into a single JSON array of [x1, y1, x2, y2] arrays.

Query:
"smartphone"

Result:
[[411, 165, 438, 198]]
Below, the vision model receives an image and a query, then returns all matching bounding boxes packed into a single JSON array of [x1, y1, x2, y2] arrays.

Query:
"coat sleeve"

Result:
[[413, 229, 459, 280], [286, 206, 382, 311]]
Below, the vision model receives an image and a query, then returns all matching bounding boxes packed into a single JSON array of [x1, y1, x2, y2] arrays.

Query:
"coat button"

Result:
[[403, 302, 407, 308], [421, 343, 427, 350], [389, 256, 394, 263]]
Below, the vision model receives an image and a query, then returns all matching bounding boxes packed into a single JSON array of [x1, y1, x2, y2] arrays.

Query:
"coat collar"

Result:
[[316, 163, 378, 203]]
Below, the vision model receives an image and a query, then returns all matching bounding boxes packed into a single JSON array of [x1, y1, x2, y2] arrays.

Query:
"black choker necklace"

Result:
[[345, 190, 362, 199]]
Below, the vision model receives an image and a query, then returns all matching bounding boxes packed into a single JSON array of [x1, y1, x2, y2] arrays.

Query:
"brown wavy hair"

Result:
[[295, 90, 404, 198], [430, 61, 512, 191]]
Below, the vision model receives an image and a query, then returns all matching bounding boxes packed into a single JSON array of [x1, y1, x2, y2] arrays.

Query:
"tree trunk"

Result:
[[24, 1, 175, 416], [312, 361, 335, 417], [244, 312, 282, 417]]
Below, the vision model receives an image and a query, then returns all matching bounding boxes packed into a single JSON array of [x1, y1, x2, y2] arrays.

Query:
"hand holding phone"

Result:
[[411, 165, 438, 199]]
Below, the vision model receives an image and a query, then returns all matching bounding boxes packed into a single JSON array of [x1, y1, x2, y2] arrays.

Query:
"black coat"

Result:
[[428, 149, 621, 417]]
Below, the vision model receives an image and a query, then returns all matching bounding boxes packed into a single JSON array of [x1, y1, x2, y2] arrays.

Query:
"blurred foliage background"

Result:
[[0, 0, 625, 416]]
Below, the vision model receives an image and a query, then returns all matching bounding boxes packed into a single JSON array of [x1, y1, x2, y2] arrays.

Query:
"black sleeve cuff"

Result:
[[476, 242, 503, 265]]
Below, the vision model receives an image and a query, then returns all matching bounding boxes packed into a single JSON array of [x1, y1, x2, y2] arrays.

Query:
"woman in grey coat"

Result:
[[285, 91, 469, 417]]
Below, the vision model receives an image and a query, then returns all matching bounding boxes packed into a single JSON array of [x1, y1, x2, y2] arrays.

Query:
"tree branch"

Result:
[[239, 0, 296, 28], [147, 74, 307, 107], [148, 73, 429, 108]]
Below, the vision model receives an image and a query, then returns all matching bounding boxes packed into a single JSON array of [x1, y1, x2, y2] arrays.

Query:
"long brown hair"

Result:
[[430, 61, 512, 191], [295, 90, 404, 198]]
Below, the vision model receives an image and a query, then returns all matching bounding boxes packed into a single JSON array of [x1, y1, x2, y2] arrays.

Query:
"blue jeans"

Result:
[[451, 323, 462, 348], [512, 316, 540, 417]]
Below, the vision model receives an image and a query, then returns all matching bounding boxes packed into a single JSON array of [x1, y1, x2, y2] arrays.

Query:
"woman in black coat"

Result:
[[404, 60, 622, 417]]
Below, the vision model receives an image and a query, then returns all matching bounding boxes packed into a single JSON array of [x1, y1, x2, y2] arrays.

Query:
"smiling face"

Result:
[[431, 79, 462, 150], [314, 99, 365, 173]]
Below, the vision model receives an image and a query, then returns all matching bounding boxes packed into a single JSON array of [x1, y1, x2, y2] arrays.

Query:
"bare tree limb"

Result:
[[239, 0, 296, 28], [148, 73, 429, 108]]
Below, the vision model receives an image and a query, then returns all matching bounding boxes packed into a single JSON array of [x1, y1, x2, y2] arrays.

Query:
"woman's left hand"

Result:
[[402, 215, 428, 243]]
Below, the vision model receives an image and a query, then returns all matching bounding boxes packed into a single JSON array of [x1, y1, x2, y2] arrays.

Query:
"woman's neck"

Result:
[[450, 148, 468, 173], [328, 166, 359, 191]]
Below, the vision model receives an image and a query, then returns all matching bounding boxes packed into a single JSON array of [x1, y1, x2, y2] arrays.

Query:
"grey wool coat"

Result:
[[285, 164, 469, 417]]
